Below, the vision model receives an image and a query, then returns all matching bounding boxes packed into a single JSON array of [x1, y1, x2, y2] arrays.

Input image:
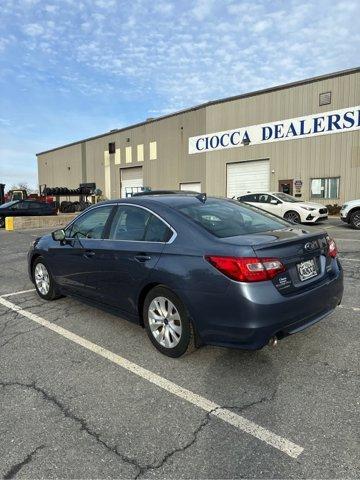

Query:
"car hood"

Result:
[[291, 201, 325, 209], [343, 199, 360, 207]]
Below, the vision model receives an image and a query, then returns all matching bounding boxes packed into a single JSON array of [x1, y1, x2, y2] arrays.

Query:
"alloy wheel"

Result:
[[351, 212, 360, 229], [285, 211, 300, 223], [34, 263, 50, 296], [148, 296, 182, 348]]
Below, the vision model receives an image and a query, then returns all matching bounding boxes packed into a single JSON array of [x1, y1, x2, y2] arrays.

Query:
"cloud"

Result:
[[23, 23, 45, 36], [0, 0, 359, 187]]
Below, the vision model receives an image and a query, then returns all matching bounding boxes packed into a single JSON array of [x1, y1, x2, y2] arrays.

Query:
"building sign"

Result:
[[189, 106, 360, 154]]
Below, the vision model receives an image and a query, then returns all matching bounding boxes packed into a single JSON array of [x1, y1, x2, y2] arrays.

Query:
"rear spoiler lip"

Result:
[[251, 229, 328, 251]]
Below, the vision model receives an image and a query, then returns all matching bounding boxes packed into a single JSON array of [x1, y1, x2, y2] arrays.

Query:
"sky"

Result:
[[0, 0, 359, 190]]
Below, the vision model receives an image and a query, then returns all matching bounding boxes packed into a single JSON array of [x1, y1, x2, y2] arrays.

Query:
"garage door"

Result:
[[226, 160, 270, 198], [180, 182, 202, 193], [120, 167, 143, 198]]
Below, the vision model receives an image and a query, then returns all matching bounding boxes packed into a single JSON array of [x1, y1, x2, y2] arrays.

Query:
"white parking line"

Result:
[[0, 295, 303, 459], [1, 289, 36, 298]]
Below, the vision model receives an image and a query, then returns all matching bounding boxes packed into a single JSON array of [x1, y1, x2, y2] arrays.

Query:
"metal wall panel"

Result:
[[37, 70, 360, 204]]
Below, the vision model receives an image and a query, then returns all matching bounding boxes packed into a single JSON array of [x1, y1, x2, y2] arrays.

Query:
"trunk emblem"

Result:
[[304, 241, 317, 251]]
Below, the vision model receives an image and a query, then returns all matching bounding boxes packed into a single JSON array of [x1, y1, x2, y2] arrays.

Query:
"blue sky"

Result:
[[0, 0, 359, 190]]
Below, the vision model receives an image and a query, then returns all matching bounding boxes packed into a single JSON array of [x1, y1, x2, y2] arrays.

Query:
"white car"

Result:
[[340, 199, 360, 229], [238, 192, 328, 224]]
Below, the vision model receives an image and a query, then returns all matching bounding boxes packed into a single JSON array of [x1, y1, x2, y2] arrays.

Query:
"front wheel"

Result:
[[33, 257, 61, 301], [350, 211, 360, 230], [143, 286, 195, 357], [284, 210, 301, 224]]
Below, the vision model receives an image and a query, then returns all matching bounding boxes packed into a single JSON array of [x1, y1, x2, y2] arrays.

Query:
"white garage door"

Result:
[[120, 167, 143, 198], [226, 160, 270, 198], [180, 182, 202, 193]]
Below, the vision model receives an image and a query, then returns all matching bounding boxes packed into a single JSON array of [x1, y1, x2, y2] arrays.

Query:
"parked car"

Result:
[[340, 199, 360, 229], [238, 192, 329, 224], [28, 193, 343, 357], [0, 200, 57, 228]]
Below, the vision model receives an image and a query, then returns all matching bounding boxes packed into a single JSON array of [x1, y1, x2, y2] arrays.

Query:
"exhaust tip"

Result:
[[268, 336, 278, 348]]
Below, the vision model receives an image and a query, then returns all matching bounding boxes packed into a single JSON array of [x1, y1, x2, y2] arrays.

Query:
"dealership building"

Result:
[[37, 67, 360, 204]]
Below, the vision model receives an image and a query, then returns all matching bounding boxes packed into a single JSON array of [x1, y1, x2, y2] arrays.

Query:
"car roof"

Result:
[[239, 192, 277, 196], [97, 193, 225, 209]]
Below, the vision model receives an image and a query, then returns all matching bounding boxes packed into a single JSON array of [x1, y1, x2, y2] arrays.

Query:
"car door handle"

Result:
[[83, 250, 95, 259], [134, 254, 151, 263]]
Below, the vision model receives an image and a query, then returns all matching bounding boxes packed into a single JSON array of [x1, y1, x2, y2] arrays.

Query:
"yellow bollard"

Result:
[[5, 217, 14, 231]]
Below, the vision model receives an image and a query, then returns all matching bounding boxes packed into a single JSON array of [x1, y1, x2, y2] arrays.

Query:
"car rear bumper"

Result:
[[178, 260, 343, 350]]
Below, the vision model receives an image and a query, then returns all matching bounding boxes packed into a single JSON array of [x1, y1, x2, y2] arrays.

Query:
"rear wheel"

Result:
[[143, 286, 195, 357], [350, 211, 360, 230], [284, 210, 301, 224], [0, 216, 5, 228], [33, 257, 61, 301]]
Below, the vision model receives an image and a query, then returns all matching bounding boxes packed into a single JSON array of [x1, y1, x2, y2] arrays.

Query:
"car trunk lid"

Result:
[[249, 228, 331, 294]]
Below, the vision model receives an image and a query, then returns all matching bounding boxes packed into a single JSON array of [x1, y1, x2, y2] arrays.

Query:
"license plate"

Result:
[[297, 258, 318, 281]]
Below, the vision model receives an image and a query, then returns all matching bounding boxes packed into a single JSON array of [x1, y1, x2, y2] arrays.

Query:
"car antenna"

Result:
[[196, 192, 207, 203]]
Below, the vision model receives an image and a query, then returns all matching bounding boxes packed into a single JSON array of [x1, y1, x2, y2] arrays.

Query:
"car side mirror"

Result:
[[270, 199, 279, 205], [52, 228, 66, 241]]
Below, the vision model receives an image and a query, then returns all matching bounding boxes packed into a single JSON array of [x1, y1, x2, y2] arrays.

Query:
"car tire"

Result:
[[349, 211, 360, 230], [32, 257, 62, 301], [284, 210, 301, 224], [0, 216, 4, 228], [143, 286, 195, 357]]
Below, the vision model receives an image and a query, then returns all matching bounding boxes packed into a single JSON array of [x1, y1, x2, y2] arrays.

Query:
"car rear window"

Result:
[[176, 199, 288, 237]]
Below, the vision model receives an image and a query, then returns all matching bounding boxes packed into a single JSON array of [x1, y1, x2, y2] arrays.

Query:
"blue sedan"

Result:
[[28, 193, 343, 357]]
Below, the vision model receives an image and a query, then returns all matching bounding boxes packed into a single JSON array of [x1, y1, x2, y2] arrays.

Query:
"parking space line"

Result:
[[0, 295, 303, 459], [0, 289, 36, 298]]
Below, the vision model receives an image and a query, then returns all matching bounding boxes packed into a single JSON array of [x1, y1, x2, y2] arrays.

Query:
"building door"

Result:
[[226, 159, 270, 198], [120, 167, 143, 198], [180, 182, 201, 192], [278, 179, 293, 195]]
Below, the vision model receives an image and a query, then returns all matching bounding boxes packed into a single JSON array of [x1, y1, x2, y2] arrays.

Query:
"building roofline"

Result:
[[37, 66, 360, 156]]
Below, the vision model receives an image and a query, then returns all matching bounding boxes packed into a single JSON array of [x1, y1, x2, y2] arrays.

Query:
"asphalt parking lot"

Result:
[[0, 218, 359, 479]]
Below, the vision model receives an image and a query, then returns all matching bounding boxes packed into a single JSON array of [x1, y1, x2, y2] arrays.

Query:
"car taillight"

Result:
[[327, 237, 338, 258], [205, 256, 285, 282]]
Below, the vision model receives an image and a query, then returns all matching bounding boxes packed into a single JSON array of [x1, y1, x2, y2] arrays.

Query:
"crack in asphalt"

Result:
[[3, 445, 45, 479], [0, 380, 277, 478], [0, 381, 143, 476]]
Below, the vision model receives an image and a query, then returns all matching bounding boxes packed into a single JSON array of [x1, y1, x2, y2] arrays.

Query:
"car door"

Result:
[[8, 201, 30, 216], [47, 204, 115, 297], [92, 204, 173, 317], [257, 194, 282, 216]]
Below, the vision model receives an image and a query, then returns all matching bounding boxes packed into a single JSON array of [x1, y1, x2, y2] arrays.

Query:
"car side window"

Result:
[[11, 201, 28, 210], [109, 205, 172, 242], [240, 194, 258, 202], [67, 206, 113, 239], [258, 194, 272, 203], [144, 214, 172, 242]]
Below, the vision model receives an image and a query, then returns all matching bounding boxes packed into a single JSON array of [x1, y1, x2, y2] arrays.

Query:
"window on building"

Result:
[[115, 148, 121, 165], [108, 142, 116, 154], [310, 177, 340, 199], [319, 92, 331, 106], [149, 141, 157, 160], [125, 146, 132, 163], [137, 144, 144, 162]]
